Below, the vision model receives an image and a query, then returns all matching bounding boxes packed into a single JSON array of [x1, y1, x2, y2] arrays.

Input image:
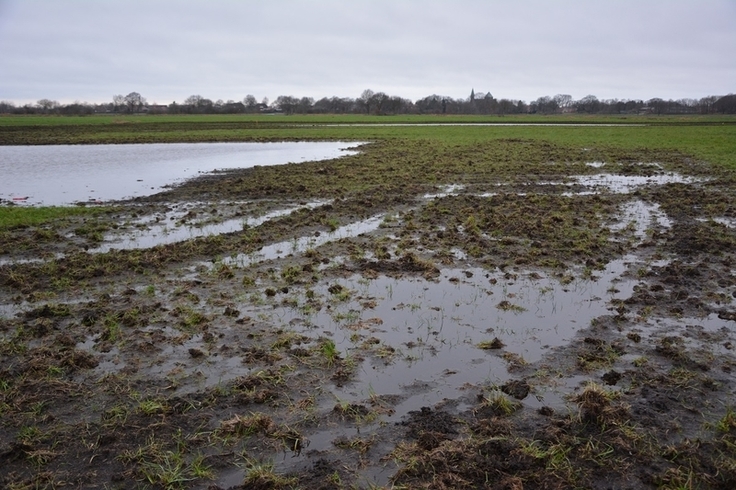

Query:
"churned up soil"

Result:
[[2, 138, 736, 489]]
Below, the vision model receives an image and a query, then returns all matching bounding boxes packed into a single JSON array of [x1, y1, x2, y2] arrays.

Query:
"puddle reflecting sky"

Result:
[[221, 214, 386, 266], [92, 201, 331, 253], [266, 257, 638, 412], [0, 141, 360, 205]]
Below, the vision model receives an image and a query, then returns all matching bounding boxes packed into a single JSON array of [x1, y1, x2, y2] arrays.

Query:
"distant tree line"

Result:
[[2, 90, 735, 115]]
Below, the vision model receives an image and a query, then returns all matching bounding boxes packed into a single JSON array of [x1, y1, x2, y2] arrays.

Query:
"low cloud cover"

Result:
[[1, 0, 734, 105]]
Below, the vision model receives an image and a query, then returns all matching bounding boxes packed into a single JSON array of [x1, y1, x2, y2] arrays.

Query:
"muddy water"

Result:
[[278, 260, 637, 408], [91, 201, 331, 253], [221, 215, 386, 266], [83, 171, 690, 255], [213, 258, 639, 485], [0, 141, 359, 205]]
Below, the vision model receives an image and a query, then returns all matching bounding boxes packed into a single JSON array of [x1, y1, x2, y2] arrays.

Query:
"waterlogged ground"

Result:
[[2, 138, 736, 489]]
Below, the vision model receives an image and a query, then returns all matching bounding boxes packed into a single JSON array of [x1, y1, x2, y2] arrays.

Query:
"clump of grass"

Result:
[[477, 392, 520, 416], [496, 300, 526, 312], [171, 305, 208, 332], [716, 407, 736, 433], [333, 401, 373, 422], [73, 221, 109, 241], [280, 265, 302, 284], [102, 313, 122, 342], [216, 263, 234, 279], [333, 434, 377, 454], [577, 338, 624, 372], [139, 451, 193, 489], [477, 337, 505, 350], [573, 382, 626, 426], [519, 440, 574, 480], [137, 398, 169, 416], [319, 339, 341, 367], [241, 459, 297, 489], [464, 214, 482, 235], [218, 412, 275, 438]]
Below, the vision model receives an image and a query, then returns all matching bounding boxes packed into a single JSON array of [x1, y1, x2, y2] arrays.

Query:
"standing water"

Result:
[[0, 141, 360, 205]]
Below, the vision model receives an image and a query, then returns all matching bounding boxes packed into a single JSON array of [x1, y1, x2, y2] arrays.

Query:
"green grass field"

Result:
[[2, 113, 735, 169], [0, 206, 107, 230]]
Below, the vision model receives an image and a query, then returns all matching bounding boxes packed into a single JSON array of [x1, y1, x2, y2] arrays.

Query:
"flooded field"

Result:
[[2, 135, 736, 489], [0, 141, 358, 205]]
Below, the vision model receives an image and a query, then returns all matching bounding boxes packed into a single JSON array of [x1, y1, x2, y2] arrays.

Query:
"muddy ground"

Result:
[[2, 139, 736, 489]]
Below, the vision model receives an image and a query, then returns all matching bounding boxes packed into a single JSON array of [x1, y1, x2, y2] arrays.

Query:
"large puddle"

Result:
[[212, 258, 639, 486], [0, 141, 360, 205], [277, 260, 637, 410]]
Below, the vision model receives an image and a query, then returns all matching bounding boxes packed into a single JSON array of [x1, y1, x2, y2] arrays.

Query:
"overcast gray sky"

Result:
[[1, 0, 734, 106]]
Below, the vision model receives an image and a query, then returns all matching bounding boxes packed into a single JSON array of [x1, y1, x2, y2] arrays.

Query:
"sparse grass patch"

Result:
[[333, 433, 377, 454], [137, 398, 169, 416], [716, 407, 736, 434]]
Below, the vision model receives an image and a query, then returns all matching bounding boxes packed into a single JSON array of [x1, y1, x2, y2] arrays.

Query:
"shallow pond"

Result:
[[0, 141, 359, 205]]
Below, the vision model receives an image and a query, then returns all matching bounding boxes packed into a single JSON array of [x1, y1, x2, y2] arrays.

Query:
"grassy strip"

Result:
[[1, 114, 736, 168], [0, 206, 106, 230]]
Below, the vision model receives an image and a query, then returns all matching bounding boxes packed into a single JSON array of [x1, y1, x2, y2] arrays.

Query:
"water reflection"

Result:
[[0, 141, 360, 205], [91, 200, 331, 253]]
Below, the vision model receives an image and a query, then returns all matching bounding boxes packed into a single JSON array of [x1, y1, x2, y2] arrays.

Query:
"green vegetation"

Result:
[[0, 205, 107, 230], [2, 114, 736, 168]]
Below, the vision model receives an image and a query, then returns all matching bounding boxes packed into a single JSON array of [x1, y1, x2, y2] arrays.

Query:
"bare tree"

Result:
[[243, 94, 258, 111], [368, 92, 390, 114], [358, 89, 374, 114], [313, 96, 355, 113], [112, 94, 125, 112], [415, 94, 446, 114], [553, 94, 573, 111], [36, 99, 60, 113], [123, 92, 146, 113], [297, 97, 314, 113], [699, 95, 719, 114], [184, 95, 204, 106], [713, 94, 736, 114], [577, 95, 601, 113], [532, 96, 558, 114], [274, 95, 299, 114], [183, 95, 214, 113]]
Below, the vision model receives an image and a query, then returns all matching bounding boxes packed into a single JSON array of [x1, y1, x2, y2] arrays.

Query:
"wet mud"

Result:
[[2, 138, 736, 489]]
